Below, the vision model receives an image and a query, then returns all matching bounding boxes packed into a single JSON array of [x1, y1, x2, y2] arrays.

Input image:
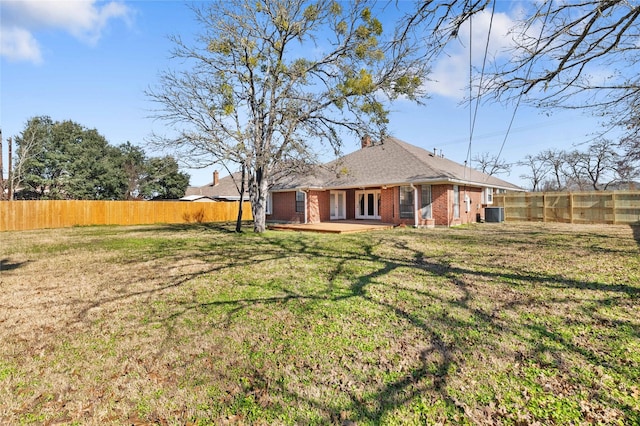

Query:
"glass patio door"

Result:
[[355, 190, 380, 219], [330, 191, 346, 220]]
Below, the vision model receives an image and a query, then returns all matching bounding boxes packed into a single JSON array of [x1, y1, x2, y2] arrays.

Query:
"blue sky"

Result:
[[1, 1, 609, 189]]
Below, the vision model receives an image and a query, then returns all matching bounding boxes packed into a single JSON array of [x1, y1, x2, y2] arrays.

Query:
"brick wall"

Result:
[[431, 184, 450, 226], [267, 191, 304, 223], [307, 190, 330, 223], [380, 187, 395, 223], [431, 185, 484, 226], [461, 186, 483, 224], [345, 190, 355, 219], [268, 185, 486, 226]]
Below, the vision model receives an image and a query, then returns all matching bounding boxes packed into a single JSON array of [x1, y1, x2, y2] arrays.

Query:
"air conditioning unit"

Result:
[[485, 207, 504, 223]]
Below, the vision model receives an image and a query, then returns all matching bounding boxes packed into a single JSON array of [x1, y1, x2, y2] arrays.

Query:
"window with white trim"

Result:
[[484, 187, 493, 204], [295, 191, 305, 213], [399, 186, 414, 218], [420, 185, 432, 219], [453, 185, 460, 218], [266, 192, 273, 215]]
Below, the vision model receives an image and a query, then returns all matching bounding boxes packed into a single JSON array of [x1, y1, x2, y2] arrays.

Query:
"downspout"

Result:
[[304, 189, 308, 224], [410, 183, 419, 227]]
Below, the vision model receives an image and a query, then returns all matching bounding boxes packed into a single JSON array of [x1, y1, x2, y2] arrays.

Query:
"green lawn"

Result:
[[0, 222, 638, 425]]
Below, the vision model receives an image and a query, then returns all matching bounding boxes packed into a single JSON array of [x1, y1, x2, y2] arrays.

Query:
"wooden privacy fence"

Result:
[[493, 191, 640, 225], [0, 200, 253, 232]]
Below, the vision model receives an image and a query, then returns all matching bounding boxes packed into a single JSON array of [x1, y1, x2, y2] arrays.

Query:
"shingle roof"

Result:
[[271, 137, 522, 191], [184, 172, 249, 200]]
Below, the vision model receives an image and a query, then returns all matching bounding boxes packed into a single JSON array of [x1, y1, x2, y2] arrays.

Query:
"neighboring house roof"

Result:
[[183, 171, 249, 201], [179, 195, 216, 202], [272, 137, 522, 191]]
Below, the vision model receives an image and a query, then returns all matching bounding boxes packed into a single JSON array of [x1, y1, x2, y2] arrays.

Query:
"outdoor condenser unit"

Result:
[[484, 207, 504, 223]]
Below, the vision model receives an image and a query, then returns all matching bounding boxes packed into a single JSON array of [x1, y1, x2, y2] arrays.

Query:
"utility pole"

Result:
[[8, 136, 13, 201], [0, 128, 4, 200]]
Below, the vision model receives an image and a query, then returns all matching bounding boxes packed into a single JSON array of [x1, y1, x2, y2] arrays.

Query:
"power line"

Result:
[[492, 0, 554, 174], [467, 0, 496, 168]]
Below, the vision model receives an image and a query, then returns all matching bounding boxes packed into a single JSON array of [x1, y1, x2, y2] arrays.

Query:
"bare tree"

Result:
[[518, 153, 549, 192], [522, 140, 637, 192], [147, 0, 428, 232], [403, 1, 639, 159], [482, 1, 640, 156], [472, 151, 511, 176], [583, 140, 620, 190], [613, 150, 640, 188], [537, 148, 567, 191], [12, 120, 46, 198]]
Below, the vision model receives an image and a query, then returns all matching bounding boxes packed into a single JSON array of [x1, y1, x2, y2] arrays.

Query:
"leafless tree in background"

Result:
[[472, 151, 511, 176]]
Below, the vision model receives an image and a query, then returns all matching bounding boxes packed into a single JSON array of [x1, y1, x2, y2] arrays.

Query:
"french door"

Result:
[[330, 191, 346, 220], [355, 190, 381, 219]]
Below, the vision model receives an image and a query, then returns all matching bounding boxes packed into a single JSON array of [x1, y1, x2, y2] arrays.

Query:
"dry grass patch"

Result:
[[0, 222, 638, 424]]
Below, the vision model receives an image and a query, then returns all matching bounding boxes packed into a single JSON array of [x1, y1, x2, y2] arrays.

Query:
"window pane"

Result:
[[453, 185, 460, 218], [399, 186, 414, 218], [367, 193, 374, 216], [296, 191, 305, 213], [421, 185, 431, 219]]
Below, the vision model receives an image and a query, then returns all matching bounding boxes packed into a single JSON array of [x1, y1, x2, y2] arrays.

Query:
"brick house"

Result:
[[267, 136, 522, 227]]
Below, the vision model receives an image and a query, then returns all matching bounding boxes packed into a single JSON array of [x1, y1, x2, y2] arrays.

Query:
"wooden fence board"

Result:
[[0, 200, 253, 232], [494, 190, 640, 225]]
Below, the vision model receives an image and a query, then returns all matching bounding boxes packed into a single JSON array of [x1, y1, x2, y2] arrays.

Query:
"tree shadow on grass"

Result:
[[128, 221, 250, 234], [632, 224, 640, 249], [57, 226, 640, 424], [0, 258, 29, 271]]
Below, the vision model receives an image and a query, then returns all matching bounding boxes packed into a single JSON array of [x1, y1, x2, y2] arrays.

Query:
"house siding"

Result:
[[307, 190, 329, 223], [462, 186, 483, 224], [268, 191, 305, 223], [431, 185, 449, 226], [380, 188, 395, 223], [432, 185, 485, 226], [346, 190, 356, 220], [268, 185, 487, 227]]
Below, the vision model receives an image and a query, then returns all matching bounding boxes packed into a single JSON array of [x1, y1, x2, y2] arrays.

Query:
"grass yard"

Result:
[[0, 222, 638, 425]]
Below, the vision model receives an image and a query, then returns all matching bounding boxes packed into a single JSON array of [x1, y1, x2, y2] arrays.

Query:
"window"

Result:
[[453, 185, 460, 218], [420, 185, 432, 219], [266, 192, 273, 215], [355, 190, 381, 219], [295, 191, 305, 213], [399, 186, 414, 218], [484, 187, 493, 204]]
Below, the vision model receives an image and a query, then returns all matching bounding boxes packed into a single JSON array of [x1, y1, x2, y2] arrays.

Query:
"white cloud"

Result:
[[0, 0, 132, 63], [0, 26, 43, 64], [424, 10, 518, 101]]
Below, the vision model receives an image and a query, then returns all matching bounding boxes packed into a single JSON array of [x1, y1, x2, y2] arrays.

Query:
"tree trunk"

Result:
[[235, 165, 246, 233], [249, 166, 269, 233]]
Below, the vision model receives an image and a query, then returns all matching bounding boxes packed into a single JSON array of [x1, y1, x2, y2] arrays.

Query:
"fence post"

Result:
[[612, 191, 617, 225], [568, 192, 573, 223]]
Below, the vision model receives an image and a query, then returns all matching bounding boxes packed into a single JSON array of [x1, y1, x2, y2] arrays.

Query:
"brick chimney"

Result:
[[361, 135, 372, 149], [213, 170, 219, 186]]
